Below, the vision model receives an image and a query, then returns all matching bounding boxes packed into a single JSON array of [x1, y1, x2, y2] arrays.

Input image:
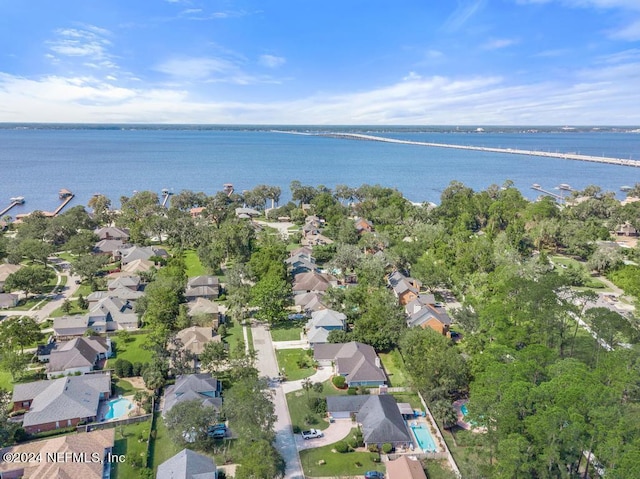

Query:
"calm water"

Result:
[[1, 126, 639, 213]]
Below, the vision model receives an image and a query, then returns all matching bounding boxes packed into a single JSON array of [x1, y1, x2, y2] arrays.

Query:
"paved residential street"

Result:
[[252, 323, 305, 479]]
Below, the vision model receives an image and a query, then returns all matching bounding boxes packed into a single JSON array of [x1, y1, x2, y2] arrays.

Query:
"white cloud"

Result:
[[609, 19, 640, 41], [482, 38, 519, 50], [155, 56, 284, 84], [1, 56, 640, 124], [443, 0, 486, 32], [259, 54, 286, 68]]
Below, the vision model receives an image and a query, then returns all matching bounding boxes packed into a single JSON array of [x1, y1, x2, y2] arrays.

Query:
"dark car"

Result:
[[364, 472, 384, 479], [207, 424, 227, 439]]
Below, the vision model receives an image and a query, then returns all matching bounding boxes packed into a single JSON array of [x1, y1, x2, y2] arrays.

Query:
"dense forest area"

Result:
[[1, 180, 639, 478]]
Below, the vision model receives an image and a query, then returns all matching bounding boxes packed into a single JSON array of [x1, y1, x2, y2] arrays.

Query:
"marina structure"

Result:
[[0, 197, 25, 217]]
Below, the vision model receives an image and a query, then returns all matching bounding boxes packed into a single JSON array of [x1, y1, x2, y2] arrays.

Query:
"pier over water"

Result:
[[321, 132, 640, 168]]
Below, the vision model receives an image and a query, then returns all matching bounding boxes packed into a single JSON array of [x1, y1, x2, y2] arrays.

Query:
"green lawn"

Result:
[[246, 326, 255, 354], [223, 319, 245, 356], [270, 321, 304, 341], [71, 283, 94, 299], [111, 419, 153, 479], [0, 371, 13, 391], [424, 460, 459, 479], [390, 392, 423, 411], [550, 255, 606, 289], [287, 380, 348, 432], [183, 249, 207, 277], [275, 349, 315, 381], [114, 379, 139, 396], [48, 301, 88, 318], [109, 333, 154, 365], [299, 429, 385, 477], [149, 413, 182, 474], [11, 297, 49, 311], [378, 349, 410, 388], [441, 427, 491, 479]]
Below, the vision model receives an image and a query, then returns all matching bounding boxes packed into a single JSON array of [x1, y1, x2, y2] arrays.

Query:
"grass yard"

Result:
[[223, 319, 245, 356], [109, 333, 154, 365], [111, 419, 152, 479], [275, 349, 315, 381], [299, 430, 385, 477], [424, 460, 459, 479], [114, 379, 138, 395], [441, 427, 491, 479], [287, 380, 349, 432], [550, 255, 606, 289], [0, 371, 13, 391], [182, 249, 207, 277], [149, 413, 182, 474], [390, 392, 423, 411], [71, 283, 94, 299], [378, 349, 410, 388], [11, 297, 48, 311], [48, 300, 88, 318], [270, 320, 304, 341]]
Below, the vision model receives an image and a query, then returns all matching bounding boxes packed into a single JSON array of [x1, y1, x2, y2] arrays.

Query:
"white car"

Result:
[[301, 429, 324, 440]]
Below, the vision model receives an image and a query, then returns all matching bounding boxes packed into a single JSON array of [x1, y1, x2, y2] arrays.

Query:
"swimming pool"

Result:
[[104, 397, 133, 420], [410, 424, 438, 452], [461, 404, 468, 416]]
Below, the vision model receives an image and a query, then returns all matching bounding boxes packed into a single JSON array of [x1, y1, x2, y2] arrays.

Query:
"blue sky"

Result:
[[1, 0, 639, 124]]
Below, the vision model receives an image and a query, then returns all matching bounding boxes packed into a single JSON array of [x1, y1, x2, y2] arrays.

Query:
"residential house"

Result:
[[12, 373, 111, 434], [285, 251, 317, 276], [187, 298, 220, 328], [53, 296, 138, 337], [157, 448, 217, 479], [235, 207, 261, 219], [0, 429, 115, 479], [385, 455, 428, 479], [613, 221, 638, 237], [185, 276, 220, 301], [294, 292, 327, 313], [388, 271, 422, 306], [190, 206, 206, 218], [173, 326, 221, 358], [293, 271, 337, 295], [114, 245, 168, 266], [326, 395, 412, 448], [0, 263, 21, 292], [354, 217, 374, 234], [87, 287, 143, 304], [93, 238, 128, 255], [301, 216, 334, 246], [405, 295, 452, 336], [41, 336, 111, 378], [305, 309, 346, 346], [0, 293, 18, 309], [314, 342, 387, 387], [94, 226, 130, 241], [163, 373, 222, 417], [107, 275, 142, 291]]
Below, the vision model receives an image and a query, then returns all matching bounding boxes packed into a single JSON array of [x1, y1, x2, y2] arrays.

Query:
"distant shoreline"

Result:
[[316, 132, 640, 168]]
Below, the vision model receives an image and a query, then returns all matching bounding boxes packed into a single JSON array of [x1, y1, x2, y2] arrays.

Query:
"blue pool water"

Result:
[[104, 397, 133, 420], [410, 424, 438, 452], [461, 404, 468, 416]]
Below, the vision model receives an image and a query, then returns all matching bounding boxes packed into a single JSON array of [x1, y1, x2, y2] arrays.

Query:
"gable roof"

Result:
[[293, 271, 336, 293], [188, 276, 220, 288], [13, 374, 111, 428], [385, 455, 428, 479], [94, 226, 130, 240], [47, 337, 109, 375], [174, 326, 221, 356], [388, 271, 420, 297], [307, 309, 346, 329], [187, 297, 219, 316], [314, 342, 386, 385], [163, 374, 222, 416], [357, 395, 412, 445], [407, 304, 451, 329], [107, 276, 141, 291], [0, 429, 114, 479], [157, 448, 217, 479]]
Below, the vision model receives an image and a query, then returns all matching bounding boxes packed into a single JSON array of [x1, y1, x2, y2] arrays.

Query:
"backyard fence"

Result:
[[76, 413, 152, 433], [384, 451, 448, 461]]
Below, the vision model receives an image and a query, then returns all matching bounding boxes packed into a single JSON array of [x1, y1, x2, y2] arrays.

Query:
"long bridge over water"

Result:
[[319, 132, 640, 168]]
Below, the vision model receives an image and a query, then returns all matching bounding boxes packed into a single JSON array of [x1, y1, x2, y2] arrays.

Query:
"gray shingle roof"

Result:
[[47, 337, 108, 375], [156, 448, 217, 479], [14, 374, 111, 428], [314, 342, 387, 385], [163, 374, 222, 417], [307, 309, 346, 329], [357, 395, 412, 445]]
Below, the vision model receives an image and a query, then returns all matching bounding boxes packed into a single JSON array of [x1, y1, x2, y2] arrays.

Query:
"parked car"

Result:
[[207, 424, 227, 439], [364, 472, 384, 479], [301, 429, 323, 440]]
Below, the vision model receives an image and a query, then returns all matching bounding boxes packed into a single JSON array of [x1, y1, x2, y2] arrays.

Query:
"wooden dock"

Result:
[[53, 189, 74, 216], [0, 199, 23, 217], [530, 184, 564, 201], [322, 133, 640, 168]]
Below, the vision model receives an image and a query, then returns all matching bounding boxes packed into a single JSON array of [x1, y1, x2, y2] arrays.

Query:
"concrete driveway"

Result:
[[295, 418, 354, 451]]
